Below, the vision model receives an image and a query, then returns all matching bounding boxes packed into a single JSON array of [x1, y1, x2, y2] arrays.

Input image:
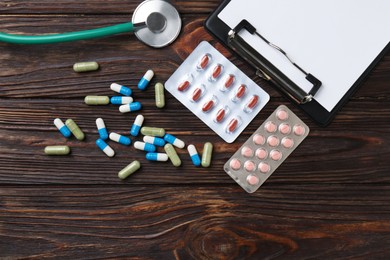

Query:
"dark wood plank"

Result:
[[0, 98, 388, 185], [0, 186, 389, 259], [0, 0, 220, 14]]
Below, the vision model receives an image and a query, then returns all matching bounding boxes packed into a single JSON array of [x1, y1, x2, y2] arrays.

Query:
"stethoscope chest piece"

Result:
[[132, 0, 181, 48]]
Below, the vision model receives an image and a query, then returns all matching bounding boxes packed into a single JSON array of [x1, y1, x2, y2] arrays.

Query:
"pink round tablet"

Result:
[[246, 174, 259, 186], [256, 148, 268, 160], [258, 162, 270, 173], [293, 124, 306, 136], [276, 109, 289, 121], [265, 121, 277, 133], [230, 158, 241, 170], [279, 123, 291, 135], [270, 150, 282, 161], [253, 134, 265, 145], [267, 135, 280, 147], [282, 137, 294, 149], [244, 161, 256, 172], [241, 146, 254, 158]]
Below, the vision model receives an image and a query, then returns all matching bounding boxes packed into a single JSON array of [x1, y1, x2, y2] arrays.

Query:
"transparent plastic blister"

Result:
[[224, 105, 310, 193], [165, 41, 270, 143]]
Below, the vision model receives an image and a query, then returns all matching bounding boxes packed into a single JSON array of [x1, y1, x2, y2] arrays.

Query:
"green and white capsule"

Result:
[[84, 96, 110, 105], [73, 61, 99, 72], [201, 142, 213, 167], [118, 161, 141, 180], [155, 82, 165, 108], [164, 143, 181, 167], [65, 119, 85, 141], [44, 145, 70, 155], [140, 127, 165, 137]]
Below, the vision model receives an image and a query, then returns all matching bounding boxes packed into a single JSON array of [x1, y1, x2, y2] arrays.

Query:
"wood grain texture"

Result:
[[1, 186, 389, 259], [0, 0, 389, 258]]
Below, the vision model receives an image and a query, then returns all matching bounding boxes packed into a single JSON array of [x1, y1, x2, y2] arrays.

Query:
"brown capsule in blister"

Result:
[[224, 74, 235, 89], [202, 100, 215, 112], [227, 117, 241, 133], [178, 80, 190, 92], [215, 109, 226, 123], [244, 95, 259, 113], [197, 54, 210, 70], [192, 88, 202, 102], [211, 64, 223, 80], [235, 84, 246, 99]]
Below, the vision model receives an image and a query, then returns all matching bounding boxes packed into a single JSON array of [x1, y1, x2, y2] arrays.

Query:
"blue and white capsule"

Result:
[[96, 118, 108, 140], [110, 83, 132, 96], [138, 70, 154, 90], [109, 132, 131, 146], [119, 102, 142, 113], [164, 134, 185, 149], [187, 144, 201, 167], [54, 118, 71, 138], [146, 153, 169, 162], [110, 96, 133, 105], [130, 114, 144, 136], [134, 141, 156, 152], [96, 139, 115, 157], [143, 136, 166, 147]]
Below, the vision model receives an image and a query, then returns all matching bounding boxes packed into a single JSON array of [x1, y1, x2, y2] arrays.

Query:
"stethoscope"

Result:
[[0, 0, 181, 48]]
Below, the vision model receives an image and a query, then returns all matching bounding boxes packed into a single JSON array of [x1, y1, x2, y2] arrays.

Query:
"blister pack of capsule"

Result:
[[165, 41, 270, 143], [224, 105, 310, 193]]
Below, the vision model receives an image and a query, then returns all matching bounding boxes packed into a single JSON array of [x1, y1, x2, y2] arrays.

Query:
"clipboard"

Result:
[[205, 0, 390, 126]]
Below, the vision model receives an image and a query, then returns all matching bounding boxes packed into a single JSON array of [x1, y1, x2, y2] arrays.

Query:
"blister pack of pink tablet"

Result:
[[224, 105, 310, 193], [165, 41, 270, 143]]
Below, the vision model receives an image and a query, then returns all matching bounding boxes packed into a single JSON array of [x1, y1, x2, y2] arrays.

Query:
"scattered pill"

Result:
[[146, 153, 169, 162], [65, 119, 85, 141], [109, 132, 131, 146], [96, 118, 108, 140], [44, 145, 70, 155], [178, 80, 190, 92], [110, 96, 133, 105], [201, 142, 213, 167], [155, 82, 165, 108], [197, 54, 211, 70], [119, 102, 142, 113], [143, 136, 166, 147], [130, 115, 144, 137], [96, 139, 115, 157], [187, 144, 201, 167], [244, 95, 259, 113], [164, 143, 181, 167], [53, 118, 71, 138], [140, 127, 165, 137], [164, 134, 185, 149], [84, 96, 110, 105], [110, 83, 132, 96], [210, 64, 223, 81], [73, 61, 99, 73], [138, 70, 154, 90], [134, 141, 156, 152], [118, 160, 141, 180]]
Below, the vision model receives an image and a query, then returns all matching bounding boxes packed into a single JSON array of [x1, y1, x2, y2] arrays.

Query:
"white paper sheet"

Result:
[[218, 0, 390, 111]]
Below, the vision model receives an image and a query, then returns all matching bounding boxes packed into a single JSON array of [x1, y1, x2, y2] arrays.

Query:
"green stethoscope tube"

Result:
[[0, 22, 134, 44]]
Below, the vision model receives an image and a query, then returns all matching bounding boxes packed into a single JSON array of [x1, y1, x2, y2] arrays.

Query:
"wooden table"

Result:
[[1, 1, 389, 258]]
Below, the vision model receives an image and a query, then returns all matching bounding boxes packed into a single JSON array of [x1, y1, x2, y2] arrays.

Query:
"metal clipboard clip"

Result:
[[228, 20, 322, 104]]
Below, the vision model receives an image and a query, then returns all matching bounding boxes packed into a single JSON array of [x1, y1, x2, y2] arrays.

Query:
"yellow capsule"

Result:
[[201, 142, 213, 167], [65, 119, 85, 141], [73, 62, 99, 72], [84, 96, 110, 105], [118, 161, 141, 180], [164, 144, 181, 167], [155, 82, 165, 108], [44, 145, 70, 155]]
